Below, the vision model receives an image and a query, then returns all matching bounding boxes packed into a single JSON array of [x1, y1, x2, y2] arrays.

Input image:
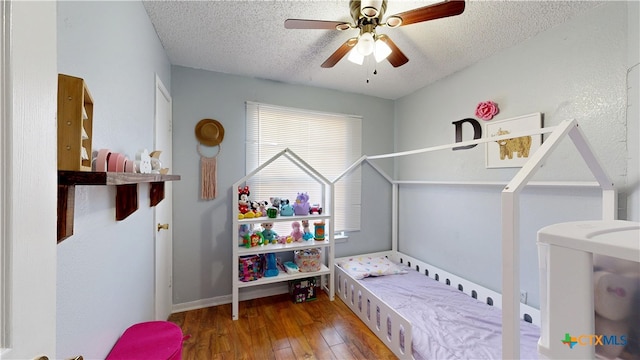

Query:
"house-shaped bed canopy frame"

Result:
[[333, 118, 616, 359]]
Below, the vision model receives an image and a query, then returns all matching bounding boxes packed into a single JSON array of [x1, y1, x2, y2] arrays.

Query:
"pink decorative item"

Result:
[[475, 101, 499, 120], [106, 321, 187, 360]]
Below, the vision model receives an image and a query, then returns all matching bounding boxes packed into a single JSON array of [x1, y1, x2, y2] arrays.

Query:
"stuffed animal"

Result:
[[257, 200, 269, 216], [269, 197, 282, 215], [261, 223, 278, 244], [291, 221, 303, 242], [301, 220, 313, 240], [293, 192, 310, 216], [280, 198, 294, 216], [250, 201, 261, 216], [238, 186, 251, 214]]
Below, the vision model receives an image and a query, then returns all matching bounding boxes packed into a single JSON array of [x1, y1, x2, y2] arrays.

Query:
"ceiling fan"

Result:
[[285, 0, 465, 68]]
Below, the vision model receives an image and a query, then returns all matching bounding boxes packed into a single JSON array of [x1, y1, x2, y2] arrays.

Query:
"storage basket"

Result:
[[294, 248, 321, 272], [239, 255, 263, 282], [288, 277, 317, 303]]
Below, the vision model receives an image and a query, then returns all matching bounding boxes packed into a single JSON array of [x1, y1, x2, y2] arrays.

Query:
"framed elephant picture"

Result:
[[485, 113, 542, 168]]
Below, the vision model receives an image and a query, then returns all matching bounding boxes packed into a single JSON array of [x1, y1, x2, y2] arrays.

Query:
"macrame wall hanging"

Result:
[[195, 118, 225, 200]]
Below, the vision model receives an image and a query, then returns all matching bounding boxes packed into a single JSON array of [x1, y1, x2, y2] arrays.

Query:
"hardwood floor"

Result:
[[168, 291, 397, 360]]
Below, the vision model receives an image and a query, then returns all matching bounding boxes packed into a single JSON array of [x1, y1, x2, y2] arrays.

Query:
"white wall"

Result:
[[56, 2, 171, 358], [170, 66, 394, 306], [393, 2, 637, 308], [626, 1, 639, 221]]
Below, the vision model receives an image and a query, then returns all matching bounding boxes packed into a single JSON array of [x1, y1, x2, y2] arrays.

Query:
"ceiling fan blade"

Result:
[[285, 19, 350, 30], [377, 34, 408, 67], [388, 0, 465, 27], [321, 38, 358, 68]]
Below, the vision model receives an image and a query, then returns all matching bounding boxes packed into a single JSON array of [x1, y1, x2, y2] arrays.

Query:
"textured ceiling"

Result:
[[142, 0, 603, 100]]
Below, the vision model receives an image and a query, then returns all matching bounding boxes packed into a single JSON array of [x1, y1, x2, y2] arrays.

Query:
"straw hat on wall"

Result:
[[195, 118, 225, 146]]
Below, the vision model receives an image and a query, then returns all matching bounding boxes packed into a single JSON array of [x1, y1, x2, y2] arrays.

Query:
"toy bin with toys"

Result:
[[294, 248, 322, 272], [537, 220, 639, 360], [239, 255, 263, 282], [288, 277, 318, 303]]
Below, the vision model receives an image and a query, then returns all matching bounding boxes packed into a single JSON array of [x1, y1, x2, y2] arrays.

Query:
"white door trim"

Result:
[[1, 1, 57, 358], [154, 75, 173, 320], [1, 0, 10, 351]]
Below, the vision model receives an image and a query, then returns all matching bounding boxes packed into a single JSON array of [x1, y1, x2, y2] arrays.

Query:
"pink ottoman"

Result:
[[106, 321, 186, 360]]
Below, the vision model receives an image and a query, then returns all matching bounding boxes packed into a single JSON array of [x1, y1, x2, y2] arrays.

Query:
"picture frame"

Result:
[[485, 113, 542, 168]]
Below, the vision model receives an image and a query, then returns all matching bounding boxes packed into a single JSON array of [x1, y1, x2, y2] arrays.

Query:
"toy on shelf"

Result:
[[293, 192, 310, 216], [238, 186, 251, 214], [239, 255, 262, 282], [263, 253, 279, 277], [269, 197, 282, 216], [250, 201, 262, 217], [294, 248, 321, 272], [257, 200, 269, 216], [283, 261, 300, 274], [261, 223, 278, 244], [243, 230, 264, 248], [280, 198, 294, 216], [301, 220, 314, 240], [291, 221, 304, 242], [309, 203, 323, 215], [239, 224, 251, 239], [250, 231, 264, 247], [314, 221, 325, 241]]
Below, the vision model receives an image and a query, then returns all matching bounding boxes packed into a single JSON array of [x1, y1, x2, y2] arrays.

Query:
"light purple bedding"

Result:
[[360, 265, 540, 359]]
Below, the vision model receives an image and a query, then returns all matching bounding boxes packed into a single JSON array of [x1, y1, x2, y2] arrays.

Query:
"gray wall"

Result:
[[56, 2, 171, 358], [394, 2, 638, 308], [170, 67, 394, 305]]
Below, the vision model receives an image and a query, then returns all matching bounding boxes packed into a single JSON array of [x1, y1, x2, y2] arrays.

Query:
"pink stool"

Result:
[[106, 321, 187, 360]]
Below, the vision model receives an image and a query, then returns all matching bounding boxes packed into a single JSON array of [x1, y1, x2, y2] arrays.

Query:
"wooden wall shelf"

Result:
[[57, 171, 181, 243]]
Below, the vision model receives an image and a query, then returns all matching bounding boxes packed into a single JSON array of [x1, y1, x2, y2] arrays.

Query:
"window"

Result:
[[245, 101, 362, 233]]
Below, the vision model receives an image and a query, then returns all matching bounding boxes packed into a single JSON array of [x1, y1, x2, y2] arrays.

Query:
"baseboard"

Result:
[[171, 283, 289, 314]]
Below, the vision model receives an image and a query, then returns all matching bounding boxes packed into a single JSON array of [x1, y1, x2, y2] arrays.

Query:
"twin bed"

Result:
[[335, 252, 541, 359], [330, 119, 617, 359]]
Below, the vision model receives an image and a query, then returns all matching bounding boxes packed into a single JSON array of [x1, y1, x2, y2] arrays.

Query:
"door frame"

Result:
[[154, 75, 173, 320], [1, 1, 57, 358]]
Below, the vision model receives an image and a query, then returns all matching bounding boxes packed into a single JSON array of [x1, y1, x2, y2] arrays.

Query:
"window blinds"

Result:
[[245, 101, 362, 232]]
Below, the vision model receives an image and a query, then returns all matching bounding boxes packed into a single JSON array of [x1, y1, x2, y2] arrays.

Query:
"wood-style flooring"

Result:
[[168, 291, 397, 360]]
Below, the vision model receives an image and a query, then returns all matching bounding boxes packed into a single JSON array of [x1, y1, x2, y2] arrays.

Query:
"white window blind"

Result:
[[245, 101, 362, 233]]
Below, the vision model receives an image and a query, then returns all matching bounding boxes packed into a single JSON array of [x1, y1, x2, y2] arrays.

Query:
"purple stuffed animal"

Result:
[[293, 192, 310, 216]]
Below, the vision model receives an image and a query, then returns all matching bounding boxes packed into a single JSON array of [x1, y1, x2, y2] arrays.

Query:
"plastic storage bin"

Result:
[[537, 220, 639, 360]]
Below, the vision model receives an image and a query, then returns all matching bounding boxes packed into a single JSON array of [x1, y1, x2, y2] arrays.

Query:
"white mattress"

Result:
[[359, 264, 540, 360]]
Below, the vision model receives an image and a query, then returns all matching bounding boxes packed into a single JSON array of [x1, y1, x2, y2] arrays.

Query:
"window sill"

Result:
[[335, 233, 348, 244]]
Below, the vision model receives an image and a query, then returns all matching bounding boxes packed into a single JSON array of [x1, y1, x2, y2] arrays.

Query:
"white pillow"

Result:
[[337, 256, 407, 280]]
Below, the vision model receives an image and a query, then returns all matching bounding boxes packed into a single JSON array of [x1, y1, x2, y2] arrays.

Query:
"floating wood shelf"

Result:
[[57, 171, 181, 243]]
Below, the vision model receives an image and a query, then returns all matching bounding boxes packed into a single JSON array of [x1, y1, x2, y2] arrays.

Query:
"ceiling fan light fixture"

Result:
[[360, 0, 383, 18], [374, 38, 392, 62], [347, 48, 365, 65], [385, 16, 402, 28], [335, 23, 352, 31], [356, 32, 375, 56]]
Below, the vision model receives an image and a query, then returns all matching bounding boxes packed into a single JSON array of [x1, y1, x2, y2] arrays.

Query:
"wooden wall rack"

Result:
[[57, 171, 180, 243]]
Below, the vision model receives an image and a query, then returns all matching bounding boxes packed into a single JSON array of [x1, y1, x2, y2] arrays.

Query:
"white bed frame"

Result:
[[332, 119, 617, 359]]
